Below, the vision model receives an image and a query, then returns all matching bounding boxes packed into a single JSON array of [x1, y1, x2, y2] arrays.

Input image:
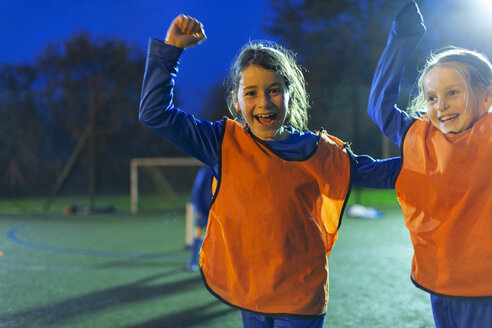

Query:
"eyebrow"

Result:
[[445, 84, 464, 89], [241, 83, 283, 90], [425, 84, 464, 93]]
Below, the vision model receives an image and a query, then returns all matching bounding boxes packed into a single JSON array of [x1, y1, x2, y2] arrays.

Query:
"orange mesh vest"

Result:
[[200, 120, 351, 315], [396, 113, 492, 297]]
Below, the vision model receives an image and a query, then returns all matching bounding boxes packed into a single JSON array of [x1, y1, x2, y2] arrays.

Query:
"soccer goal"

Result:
[[130, 157, 204, 246]]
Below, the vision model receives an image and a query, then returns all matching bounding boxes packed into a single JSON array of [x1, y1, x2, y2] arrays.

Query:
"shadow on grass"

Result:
[[124, 301, 237, 328], [93, 253, 188, 269], [0, 271, 204, 327]]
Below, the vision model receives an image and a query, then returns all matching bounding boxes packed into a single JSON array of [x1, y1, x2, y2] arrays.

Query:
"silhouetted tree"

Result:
[[33, 33, 151, 194], [0, 33, 189, 195], [0, 64, 43, 192]]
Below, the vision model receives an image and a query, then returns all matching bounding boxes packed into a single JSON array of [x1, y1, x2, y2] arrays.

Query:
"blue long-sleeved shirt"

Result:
[[367, 2, 426, 147], [139, 39, 400, 188]]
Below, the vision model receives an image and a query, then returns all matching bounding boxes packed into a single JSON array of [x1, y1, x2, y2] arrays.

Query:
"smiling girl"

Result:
[[367, 2, 492, 327], [140, 14, 400, 328]]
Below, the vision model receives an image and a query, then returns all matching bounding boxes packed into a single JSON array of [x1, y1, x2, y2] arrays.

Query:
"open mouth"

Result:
[[255, 113, 277, 126], [440, 114, 459, 123]]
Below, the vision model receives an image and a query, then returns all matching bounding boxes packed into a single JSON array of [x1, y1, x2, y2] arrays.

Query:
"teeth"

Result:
[[256, 113, 274, 118], [440, 114, 458, 122]]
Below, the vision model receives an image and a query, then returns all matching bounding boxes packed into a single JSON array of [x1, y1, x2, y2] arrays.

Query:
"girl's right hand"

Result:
[[165, 14, 207, 49]]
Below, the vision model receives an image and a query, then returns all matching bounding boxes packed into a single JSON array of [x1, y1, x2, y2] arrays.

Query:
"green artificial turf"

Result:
[[0, 198, 434, 327], [0, 187, 398, 215]]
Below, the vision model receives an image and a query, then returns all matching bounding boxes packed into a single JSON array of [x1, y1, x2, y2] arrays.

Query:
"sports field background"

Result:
[[0, 189, 434, 327]]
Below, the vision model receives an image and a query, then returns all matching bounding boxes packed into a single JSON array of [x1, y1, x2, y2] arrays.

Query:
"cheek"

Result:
[[427, 108, 442, 128], [467, 106, 483, 123], [427, 106, 437, 120], [237, 99, 254, 118], [236, 97, 246, 111], [275, 93, 289, 112], [239, 98, 251, 111]]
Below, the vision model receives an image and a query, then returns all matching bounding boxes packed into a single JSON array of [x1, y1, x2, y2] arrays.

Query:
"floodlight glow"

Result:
[[471, 0, 492, 29], [476, 0, 492, 10]]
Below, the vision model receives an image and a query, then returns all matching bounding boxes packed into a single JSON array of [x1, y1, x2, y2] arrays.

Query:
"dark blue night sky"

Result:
[[1, 0, 275, 115], [4, 1, 492, 116]]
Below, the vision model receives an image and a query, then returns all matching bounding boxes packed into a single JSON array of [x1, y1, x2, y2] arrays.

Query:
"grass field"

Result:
[[0, 190, 435, 327]]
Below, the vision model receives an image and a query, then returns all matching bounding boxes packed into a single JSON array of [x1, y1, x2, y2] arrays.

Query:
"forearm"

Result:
[[350, 154, 400, 189], [367, 3, 425, 146], [139, 39, 182, 127]]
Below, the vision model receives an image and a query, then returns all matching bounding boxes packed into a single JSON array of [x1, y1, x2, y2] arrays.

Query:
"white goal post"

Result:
[[130, 157, 204, 247], [130, 157, 204, 214]]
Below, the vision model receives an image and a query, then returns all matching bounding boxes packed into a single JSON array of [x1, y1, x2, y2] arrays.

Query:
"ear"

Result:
[[483, 85, 492, 112]]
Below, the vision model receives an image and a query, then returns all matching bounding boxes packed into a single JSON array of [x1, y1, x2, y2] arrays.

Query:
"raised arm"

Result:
[[139, 15, 222, 169], [367, 1, 425, 146]]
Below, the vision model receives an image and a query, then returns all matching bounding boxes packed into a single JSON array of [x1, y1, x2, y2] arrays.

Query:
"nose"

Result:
[[436, 97, 448, 112], [258, 92, 272, 108]]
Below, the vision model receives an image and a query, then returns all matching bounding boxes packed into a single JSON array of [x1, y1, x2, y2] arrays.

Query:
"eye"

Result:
[[269, 88, 282, 95], [427, 95, 436, 102], [244, 90, 256, 97], [448, 89, 458, 96]]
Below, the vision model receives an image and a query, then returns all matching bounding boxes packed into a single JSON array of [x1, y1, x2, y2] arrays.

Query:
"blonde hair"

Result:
[[225, 41, 310, 131], [408, 46, 492, 116]]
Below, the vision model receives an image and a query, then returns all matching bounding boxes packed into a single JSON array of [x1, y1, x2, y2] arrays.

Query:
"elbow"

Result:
[[138, 112, 156, 128], [366, 104, 376, 120], [138, 104, 154, 127], [138, 115, 147, 126], [138, 95, 149, 125], [138, 105, 148, 126], [366, 97, 380, 121], [138, 95, 160, 127], [139, 103, 173, 129], [367, 88, 383, 117]]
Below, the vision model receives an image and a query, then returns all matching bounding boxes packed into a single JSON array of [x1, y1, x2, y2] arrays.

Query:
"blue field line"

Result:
[[8, 224, 186, 259]]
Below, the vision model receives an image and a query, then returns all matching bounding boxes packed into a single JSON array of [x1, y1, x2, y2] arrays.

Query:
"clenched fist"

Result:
[[165, 14, 207, 49]]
